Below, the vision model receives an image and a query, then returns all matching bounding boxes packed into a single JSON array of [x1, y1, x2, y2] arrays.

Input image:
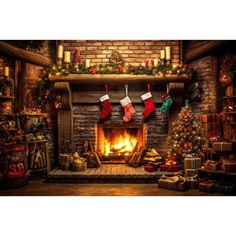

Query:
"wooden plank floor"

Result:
[[0, 179, 231, 196], [46, 164, 183, 183]]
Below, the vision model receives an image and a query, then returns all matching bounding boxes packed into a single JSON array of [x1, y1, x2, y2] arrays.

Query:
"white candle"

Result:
[[160, 50, 165, 59], [64, 51, 71, 63], [166, 46, 171, 60], [58, 45, 63, 59], [4, 66, 9, 77], [153, 58, 159, 66], [85, 59, 91, 68]]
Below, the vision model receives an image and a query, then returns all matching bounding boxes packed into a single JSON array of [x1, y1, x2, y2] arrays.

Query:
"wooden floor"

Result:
[[0, 179, 229, 196], [46, 164, 182, 183]]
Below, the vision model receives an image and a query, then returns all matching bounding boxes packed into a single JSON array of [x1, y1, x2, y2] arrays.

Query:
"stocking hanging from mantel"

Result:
[[160, 84, 173, 113], [99, 84, 112, 120], [120, 84, 135, 122], [141, 84, 155, 118]]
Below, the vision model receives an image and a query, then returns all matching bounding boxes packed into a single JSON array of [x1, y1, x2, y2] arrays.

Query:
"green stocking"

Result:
[[160, 97, 173, 113]]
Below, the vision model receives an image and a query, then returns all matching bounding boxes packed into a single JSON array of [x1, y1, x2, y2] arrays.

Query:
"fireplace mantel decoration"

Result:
[[53, 73, 186, 154], [45, 63, 192, 77]]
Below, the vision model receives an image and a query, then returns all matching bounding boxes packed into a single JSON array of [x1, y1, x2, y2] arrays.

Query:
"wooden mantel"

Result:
[[49, 74, 190, 85], [53, 74, 188, 150]]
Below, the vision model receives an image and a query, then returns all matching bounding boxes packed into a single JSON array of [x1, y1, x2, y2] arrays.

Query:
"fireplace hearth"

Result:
[[96, 124, 146, 162]]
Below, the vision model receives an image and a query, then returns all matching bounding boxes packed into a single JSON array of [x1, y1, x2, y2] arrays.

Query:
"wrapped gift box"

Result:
[[144, 164, 155, 172], [204, 160, 221, 171], [184, 157, 201, 169], [158, 179, 187, 192], [186, 177, 199, 189], [185, 169, 198, 177], [212, 142, 232, 152], [160, 164, 180, 172], [215, 182, 235, 194], [223, 159, 236, 173], [199, 181, 215, 193]]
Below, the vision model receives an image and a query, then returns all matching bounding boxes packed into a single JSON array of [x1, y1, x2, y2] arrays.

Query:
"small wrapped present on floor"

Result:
[[223, 159, 236, 173], [215, 181, 235, 194], [158, 175, 187, 192], [185, 169, 198, 177], [160, 153, 180, 172], [186, 176, 199, 189], [184, 157, 201, 169], [144, 164, 155, 172], [204, 160, 221, 171], [212, 142, 232, 152], [199, 180, 215, 193]]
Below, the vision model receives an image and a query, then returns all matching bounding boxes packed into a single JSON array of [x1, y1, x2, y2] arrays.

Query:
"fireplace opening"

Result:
[[96, 124, 146, 162]]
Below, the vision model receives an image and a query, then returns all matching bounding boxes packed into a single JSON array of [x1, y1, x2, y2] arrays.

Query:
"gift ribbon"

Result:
[[147, 83, 150, 92]]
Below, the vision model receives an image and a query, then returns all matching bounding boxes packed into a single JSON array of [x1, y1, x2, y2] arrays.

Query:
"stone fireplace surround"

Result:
[[52, 74, 187, 161]]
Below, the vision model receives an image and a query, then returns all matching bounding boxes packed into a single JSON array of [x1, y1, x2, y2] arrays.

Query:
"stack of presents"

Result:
[[158, 113, 236, 194]]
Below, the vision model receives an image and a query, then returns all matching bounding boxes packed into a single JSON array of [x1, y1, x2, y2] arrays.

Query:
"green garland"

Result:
[[43, 63, 193, 77]]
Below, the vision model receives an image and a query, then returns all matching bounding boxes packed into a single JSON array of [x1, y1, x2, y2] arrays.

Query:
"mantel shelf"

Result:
[[49, 74, 190, 85]]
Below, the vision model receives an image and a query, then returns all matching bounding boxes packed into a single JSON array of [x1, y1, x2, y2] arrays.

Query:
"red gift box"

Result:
[[144, 164, 155, 172], [160, 164, 180, 172]]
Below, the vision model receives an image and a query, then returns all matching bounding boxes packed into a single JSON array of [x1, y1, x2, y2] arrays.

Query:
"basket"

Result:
[[70, 161, 87, 172]]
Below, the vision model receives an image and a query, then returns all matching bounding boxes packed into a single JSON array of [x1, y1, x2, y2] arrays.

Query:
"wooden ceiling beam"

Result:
[[0, 41, 52, 67], [184, 40, 229, 63]]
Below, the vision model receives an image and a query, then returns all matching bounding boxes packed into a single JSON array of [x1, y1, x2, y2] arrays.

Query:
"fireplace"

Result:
[[96, 124, 147, 162]]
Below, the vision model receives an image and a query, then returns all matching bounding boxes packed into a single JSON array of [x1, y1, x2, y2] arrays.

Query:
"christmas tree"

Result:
[[168, 100, 207, 164]]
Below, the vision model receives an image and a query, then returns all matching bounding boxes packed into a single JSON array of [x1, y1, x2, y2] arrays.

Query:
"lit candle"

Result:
[[166, 46, 171, 60], [85, 59, 91, 68], [4, 66, 9, 77], [64, 51, 71, 63], [160, 50, 165, 59], [153, 58, 159, 66], [58, 45, 63, 59]]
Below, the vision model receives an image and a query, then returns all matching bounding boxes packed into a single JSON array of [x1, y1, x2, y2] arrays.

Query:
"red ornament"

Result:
[[89, 67, 97, 74], [178, 147, 183, 154], [188, 127, 192, 131], [117, 65, 125, 73]]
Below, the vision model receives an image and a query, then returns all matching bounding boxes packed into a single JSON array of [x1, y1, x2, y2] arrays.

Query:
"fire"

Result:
[[104, 131, 137, 157]]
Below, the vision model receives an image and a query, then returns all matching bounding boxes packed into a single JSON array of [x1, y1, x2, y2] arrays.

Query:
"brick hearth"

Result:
[[46, 164, 182, 183]]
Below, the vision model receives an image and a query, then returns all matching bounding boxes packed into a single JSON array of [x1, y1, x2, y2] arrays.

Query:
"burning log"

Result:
[[110, 145, 126, 153]]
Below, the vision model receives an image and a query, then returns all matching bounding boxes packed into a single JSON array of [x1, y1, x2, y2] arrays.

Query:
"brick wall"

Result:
[[189, 56, 218, 114], [60, 40, 180, 66], [73, 104, 169, 156]]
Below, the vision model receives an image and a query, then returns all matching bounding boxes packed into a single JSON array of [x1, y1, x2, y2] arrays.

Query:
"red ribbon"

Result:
[[105, 84, 108, 93], [147, 83, 150, 92]]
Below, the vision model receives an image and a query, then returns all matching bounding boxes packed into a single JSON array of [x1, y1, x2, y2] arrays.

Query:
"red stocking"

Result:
[[120, 85, 135, 122], [141, 84, 155, 118], [120, 97, 135, 122], [99, 84, 112, 120]]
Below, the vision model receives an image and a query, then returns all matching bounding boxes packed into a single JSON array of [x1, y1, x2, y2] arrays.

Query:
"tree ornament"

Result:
[[141, 84, 155, 118], [99, 84, 112, 120]]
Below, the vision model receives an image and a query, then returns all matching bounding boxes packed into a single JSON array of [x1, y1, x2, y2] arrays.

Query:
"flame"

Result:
[[104, 131, 137, 157]]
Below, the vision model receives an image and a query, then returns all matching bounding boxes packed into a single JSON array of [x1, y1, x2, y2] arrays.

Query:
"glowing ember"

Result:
[[104, 131, 137, 157]]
